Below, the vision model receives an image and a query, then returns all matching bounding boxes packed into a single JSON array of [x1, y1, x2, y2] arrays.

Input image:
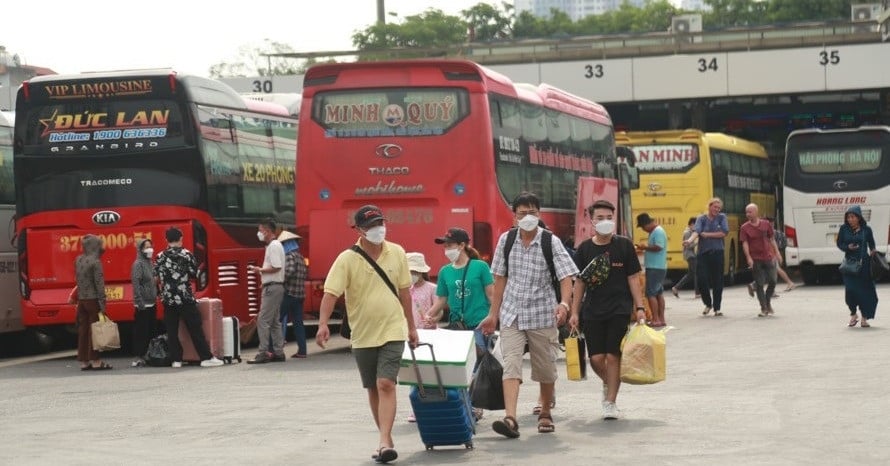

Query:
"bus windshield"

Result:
[[311, 88, 470, 138]]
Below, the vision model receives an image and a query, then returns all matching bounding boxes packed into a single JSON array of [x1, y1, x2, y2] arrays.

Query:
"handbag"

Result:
[[839, 256, 862, 275], [144, 335, 172, 367], [564, 328, 587, 381], [871, 252, 889, 281], [91, 312, 121, 352], [839, 234, 866, 275]]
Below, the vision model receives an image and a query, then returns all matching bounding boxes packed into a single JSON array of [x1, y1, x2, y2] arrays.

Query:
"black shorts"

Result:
[[582, 314, 630, 356]]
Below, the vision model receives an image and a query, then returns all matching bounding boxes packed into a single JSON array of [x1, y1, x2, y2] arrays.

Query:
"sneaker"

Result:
[[602, 401, 621, 420], [702, 306, 712, 316], [247, 352, 272, 364], [200, 357, 224, 367], [714, 311, 724, 317], [171, 361, 183, 368], [747, 282, 755, 297]]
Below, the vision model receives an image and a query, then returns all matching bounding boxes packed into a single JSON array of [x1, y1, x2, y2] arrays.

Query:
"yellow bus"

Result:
[[616, 130, 776, 284]]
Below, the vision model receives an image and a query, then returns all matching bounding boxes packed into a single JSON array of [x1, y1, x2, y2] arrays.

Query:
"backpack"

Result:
[[503, 228, 560, 302]]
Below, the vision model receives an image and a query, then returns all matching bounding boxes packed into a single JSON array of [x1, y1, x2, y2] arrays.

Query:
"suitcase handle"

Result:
[[409, 342, 445, 398]]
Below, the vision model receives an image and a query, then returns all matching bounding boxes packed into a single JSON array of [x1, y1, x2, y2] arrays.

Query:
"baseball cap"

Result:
[[434, 227, 470, 244], [354, 205, 385, 229], [636, 213, 654, 228]]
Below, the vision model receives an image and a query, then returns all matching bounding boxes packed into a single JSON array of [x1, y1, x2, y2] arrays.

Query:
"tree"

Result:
[[462, 2, 513, 41], [766, 0, 851, 24], [351, 8, 467, 54], [208, 40, 305, 78]]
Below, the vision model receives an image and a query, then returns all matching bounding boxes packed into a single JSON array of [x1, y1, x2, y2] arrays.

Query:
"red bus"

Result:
[[14, 70, 297, 345], [296, 59, 638, 314]]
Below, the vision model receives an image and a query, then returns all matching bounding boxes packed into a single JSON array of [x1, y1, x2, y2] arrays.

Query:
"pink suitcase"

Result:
[[179, 298, 223, 362]]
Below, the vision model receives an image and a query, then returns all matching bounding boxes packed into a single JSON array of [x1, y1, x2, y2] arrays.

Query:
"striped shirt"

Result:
[[491, 229, 578, 330]]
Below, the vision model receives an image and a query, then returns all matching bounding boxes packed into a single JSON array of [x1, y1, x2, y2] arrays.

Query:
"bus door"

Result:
[[574, 177, 618, 248]]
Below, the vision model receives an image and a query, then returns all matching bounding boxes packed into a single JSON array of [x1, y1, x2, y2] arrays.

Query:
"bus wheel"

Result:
[[725, 243, 737, 285]]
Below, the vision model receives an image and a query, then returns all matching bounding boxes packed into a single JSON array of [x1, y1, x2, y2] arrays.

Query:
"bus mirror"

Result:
[[616, 146, 635, 167], [627, 166, 640, 190]]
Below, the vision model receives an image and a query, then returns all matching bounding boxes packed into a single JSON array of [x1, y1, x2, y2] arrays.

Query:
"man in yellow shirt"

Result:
[[316, 205, 418, 464]]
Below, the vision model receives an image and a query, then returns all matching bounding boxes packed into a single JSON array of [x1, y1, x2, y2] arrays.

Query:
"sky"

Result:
[[2, 0, 682, 78]]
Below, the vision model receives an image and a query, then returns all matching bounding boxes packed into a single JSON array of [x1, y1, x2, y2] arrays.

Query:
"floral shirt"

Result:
[[154, 246, 198, 306]]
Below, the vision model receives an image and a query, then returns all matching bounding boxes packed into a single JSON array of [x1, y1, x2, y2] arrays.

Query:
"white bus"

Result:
[[783, 126, 890, 285], [0, 111, 23, 335]]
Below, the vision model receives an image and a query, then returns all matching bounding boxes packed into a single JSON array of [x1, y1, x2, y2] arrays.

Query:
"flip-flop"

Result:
[[80, 365, 92, 371], [92, 362, 113, 370], [848, 317, 859, 327], [861, 320, 871, 328]]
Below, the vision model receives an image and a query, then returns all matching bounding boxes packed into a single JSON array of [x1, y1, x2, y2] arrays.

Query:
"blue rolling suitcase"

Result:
[[408, 343, 475, 451]]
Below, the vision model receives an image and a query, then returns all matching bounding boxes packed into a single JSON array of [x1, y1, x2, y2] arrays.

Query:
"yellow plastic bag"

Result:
[[619, 323, 665, 385], [564, 329, 586, 381]]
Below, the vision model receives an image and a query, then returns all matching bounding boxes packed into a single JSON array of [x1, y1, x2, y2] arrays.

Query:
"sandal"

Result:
[[373, 446, 398, 464], [537, 414, 555, 434], [861, 320, 871, 328], [848, 316, 859, 327], [80, 365, 92, 371], [92, 362, 113, 370], [493, 416, 520, 439], [532, 397, 556, 415]]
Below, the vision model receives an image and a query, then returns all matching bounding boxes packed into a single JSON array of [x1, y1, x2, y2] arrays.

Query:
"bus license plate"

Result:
[[105, 286, 124, 301]]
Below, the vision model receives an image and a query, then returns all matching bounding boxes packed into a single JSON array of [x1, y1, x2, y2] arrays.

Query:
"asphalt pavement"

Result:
[[1, 281, 889, 465]]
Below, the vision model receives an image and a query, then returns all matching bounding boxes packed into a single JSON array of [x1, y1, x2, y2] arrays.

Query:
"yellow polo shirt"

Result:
[[323, 240, 410, 348]]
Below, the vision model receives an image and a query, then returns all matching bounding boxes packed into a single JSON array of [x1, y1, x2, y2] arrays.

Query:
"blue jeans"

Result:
[[279, 294, 306, 356]]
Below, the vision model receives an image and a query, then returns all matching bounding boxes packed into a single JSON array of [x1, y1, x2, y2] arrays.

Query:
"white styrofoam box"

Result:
[[398, 328, 477, 388]]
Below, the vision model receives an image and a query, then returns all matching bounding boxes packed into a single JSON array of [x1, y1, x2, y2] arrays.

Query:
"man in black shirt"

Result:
[[568, 200, 646, 420]]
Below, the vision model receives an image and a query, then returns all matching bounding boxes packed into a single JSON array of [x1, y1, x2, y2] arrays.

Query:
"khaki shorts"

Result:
[[500, 320, 559, 383], [353, 340, 404, 389]]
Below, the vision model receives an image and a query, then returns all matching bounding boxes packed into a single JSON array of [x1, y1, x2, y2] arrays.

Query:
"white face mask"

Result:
[[257, 231, 266, 242], [518, 214, 539, 232], [143, 247, 154, 258], [411, 273, 421, 285], [595, 219, 616, 236], [364, 225, 386, 244], [444, 248, 461, 263]]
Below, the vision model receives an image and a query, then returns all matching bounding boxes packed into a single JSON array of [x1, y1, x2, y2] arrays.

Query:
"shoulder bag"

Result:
[[447, 261, 471, 330], [350, 245, 398, 297], [838, 235, 865, 275]]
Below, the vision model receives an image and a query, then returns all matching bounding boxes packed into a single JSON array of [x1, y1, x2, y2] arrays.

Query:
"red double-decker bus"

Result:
[[296, 59, 638, 314], [14, 70, 297, 344]]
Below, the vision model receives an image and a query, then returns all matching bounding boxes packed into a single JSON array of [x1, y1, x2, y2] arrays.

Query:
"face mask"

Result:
[[595, 219, 616, 236], [518, 214, 539, 232], [257, 231, 265, 242], [364, 225, 386, 244], [143, 247, 154, 258], [444, 248, 461, 263], [411, 273, 421, 285]]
